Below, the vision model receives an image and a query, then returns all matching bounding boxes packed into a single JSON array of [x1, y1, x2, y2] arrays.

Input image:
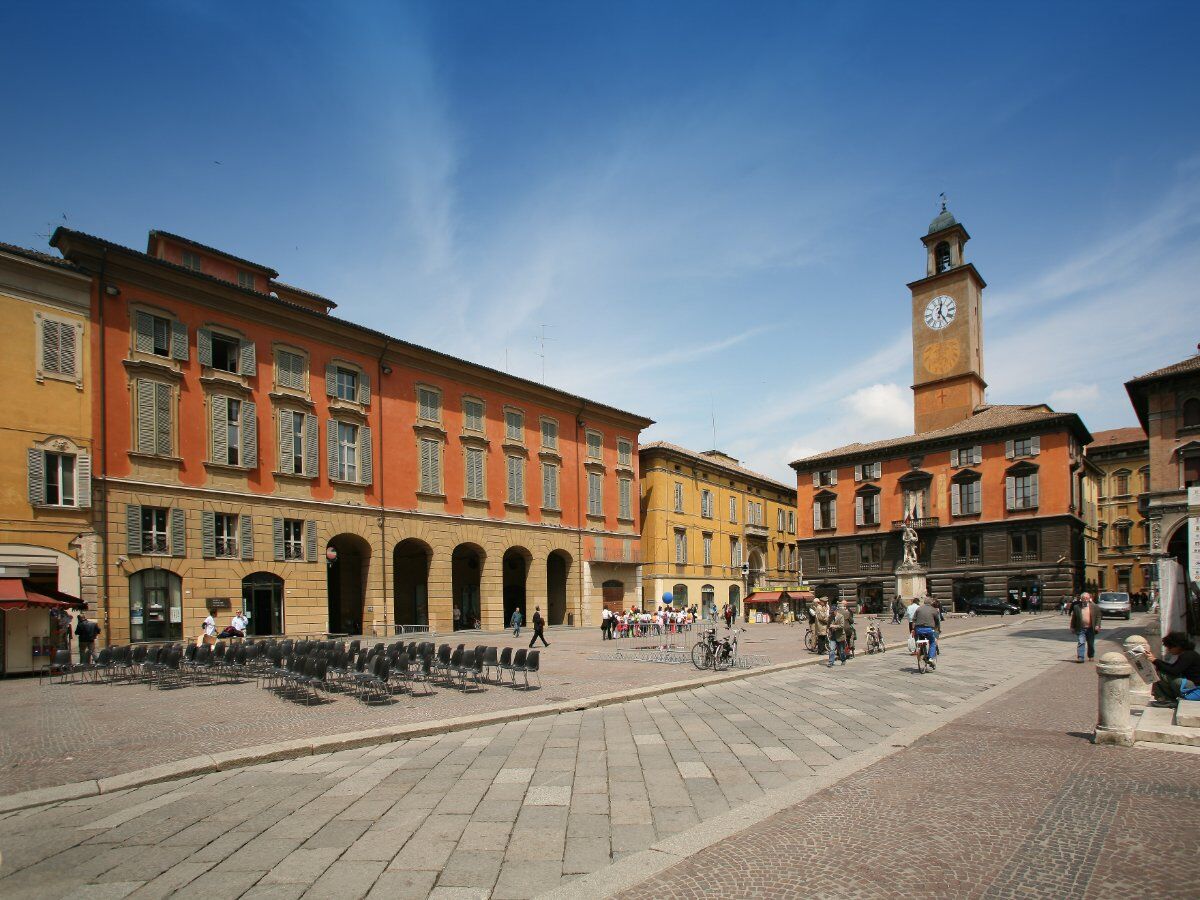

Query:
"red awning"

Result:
[[0, 577, 80, 611], [744, 591, 786, 604]]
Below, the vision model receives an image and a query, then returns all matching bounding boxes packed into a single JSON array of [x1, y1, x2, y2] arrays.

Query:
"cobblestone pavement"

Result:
[[0, 615, 998, 794], [0, 616, 1082, 899], [619, 621, 1200, 900]]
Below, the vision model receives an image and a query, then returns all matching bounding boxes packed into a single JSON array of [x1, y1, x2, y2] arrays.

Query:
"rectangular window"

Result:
[[542, 462, 560, 510], [505, 410, 524, 441], [618, 439, 632, 467], [40, 318, 78, 377], [1009, 473, 1038, 510], [815, 498, 836, 530], [335, 367, 358, 402], [674, 482, 684, 513], [674, 529, 687, 564], [903, 488, 928, 519], [540, 418, 557, 448], [141, 507, 169, 554], [136, 379, 173, 455], [703, 533, 713, 565], [288, 412, 306, 474], [817, 545, 838, 571], [777, 509, 785, 532], [787, 510, 795, 533], [1010, 530, 1040, 561], [587, 471, 603, 515], [225, 398, 242, 466], [417, 387, 441, 422], [816, 469, 836, 487], [43, 451, 76, 507], [211, 334, 240, 373], [237, 270, 255, 290], [277, 350, 305, 390], [857, 492, 880, 526], [507, 455, 525, 505], [465, 446, 485, 500], [1012, 437, 1034, 457], [729, 496, 737, 523], [138, 313, 172, 357], [955, 534, 981, 563], [859, 541, 881, 569], [952, 445, 982, 467], [954, 479, 982, 515], [619, 477, 632, 520], [463, 399, 485, 432], [214, 513, 238, 558], [337, 421, 359, 482], [701, 489, 713, 518], [181, 250, 202, 272], [587, 431, 602, 460], [419, 437, 441, 494], [731, 537, 742, 567], [1114, 472, 1129, 495]]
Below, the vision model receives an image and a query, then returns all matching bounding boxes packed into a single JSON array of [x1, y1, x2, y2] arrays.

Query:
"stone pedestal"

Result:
[[1094, 651, 1135, 746], [895, 567, 928, 602]]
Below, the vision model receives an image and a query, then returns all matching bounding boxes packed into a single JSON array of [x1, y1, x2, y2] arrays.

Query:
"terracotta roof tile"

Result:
[[1087, 426, 1146, 449], [1127, 353, 1200, 384], [0, 241, 83, 272], [640, 441, 796, 493]]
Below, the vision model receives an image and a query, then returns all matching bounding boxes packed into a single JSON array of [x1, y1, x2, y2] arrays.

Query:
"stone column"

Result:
[[1123, 635, 1153, 701], [1093, 651, 1135, 746]]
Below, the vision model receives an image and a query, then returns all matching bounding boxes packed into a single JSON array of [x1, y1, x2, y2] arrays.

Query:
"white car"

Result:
[[1097, 591, 1132, 620]]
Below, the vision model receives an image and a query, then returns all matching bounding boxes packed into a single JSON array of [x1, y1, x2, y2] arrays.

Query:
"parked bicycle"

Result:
[[692, 627, 738, 671]]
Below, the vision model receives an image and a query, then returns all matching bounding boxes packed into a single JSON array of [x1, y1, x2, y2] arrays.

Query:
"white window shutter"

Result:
[[154, 382, 172, 455], [135, 311, 154, 353], [240, 515, 254, 560], [1005, 475, 1015, 510], [1005, 439, 1014, 459], [211, 396, 228, 462], [305, 413, 318, 476], [305, 520, 317, 562], [170, 507, 186, 557], [951, 449, 960, 468], [830, 469, 837, 485], [951, 483, 961, 516], [242, 401, 257, 467], [359, 426, 373, 484], [198, 328, 212, 366], [171, 320, 188, 361], [327, 421, 339, 477], [1031, 435, 1040, 455], [972, 445, 982, 465], [813, 503, 821, 530], [325, 364, 337, 397], [1030, 473, 1039, 506], [76, 453, 91, 508], [972, 479, 982, 511], [855, 495, 864, 525], [273, 518, 284, 562], [136, 379, 156, 453], [357, 373, 371, 406], [812, 472, 819, 488], [58, 323, 77, 377], [239, 340, 256, 377], [854, 464, 862, 482], [279, 410, 294, 472], [126, 503, 142, 555], [201, 510, 216, 558]]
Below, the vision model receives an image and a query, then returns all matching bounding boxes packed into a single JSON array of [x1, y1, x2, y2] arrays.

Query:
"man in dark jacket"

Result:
[[1148, 632, 1200, 702], [528, 606, 549, 648], [1069, 593, 1101, 662], [75, 613, 99, 665]]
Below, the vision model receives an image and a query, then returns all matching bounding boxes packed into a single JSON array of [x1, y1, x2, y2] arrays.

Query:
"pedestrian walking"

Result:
[[74, 612, 99, 665], [510, 607, 523, 637], [891, 596, 904, 625], [814, 598, 829, 656], [827, 603, 847, 667], [724, 603, 734, 629], [529, 606, 549, 647], [1069, 592, 1101, 662]]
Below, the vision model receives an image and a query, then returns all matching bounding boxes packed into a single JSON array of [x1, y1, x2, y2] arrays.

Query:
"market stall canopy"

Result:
[[0, 576, 82, 611], [744, 590, 816, 605]]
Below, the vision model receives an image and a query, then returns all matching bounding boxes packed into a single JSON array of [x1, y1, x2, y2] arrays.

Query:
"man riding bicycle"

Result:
[[910, 598, 941, 670]]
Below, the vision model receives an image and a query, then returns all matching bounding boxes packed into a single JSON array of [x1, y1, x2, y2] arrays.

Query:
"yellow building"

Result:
[[1085, 427, 1152, 596], [0, 244, 96, 673], [639, 442, 798, 616]]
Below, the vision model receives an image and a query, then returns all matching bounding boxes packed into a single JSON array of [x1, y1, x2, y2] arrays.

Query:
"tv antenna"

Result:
[[535, 324, 554, 383]]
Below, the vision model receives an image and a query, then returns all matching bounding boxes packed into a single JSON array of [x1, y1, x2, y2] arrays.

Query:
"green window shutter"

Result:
[[239, 340, 256, 377], [327, 420, 339, 477], [272, 517, 284, 561], [126, 503, 143, 555], [211, 396, 228, 462], [325, 364, 337, 397], [134, 311, 154, 353], [304, 413, 318, 476], [170, 507, 186, 557], [198, 328, 212, 366], [305, 520, 317, 562], [359, 425, 373, 484], [171, 320, 188, 360], [201, 510, 216, 559], [279, 410, 294, 473], [242, 400, 258, 467], [76, 453, 91, 508], [419, 439, 432, 492], [136, 379, 156, 453], [240, 515, 254, 560], [357, 372, 371, 406], [27, 449, 45, 505], [154, 382, 172, 455]]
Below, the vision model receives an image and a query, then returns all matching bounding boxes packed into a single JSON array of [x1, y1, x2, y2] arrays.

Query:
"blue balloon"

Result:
[[662, 592, 673, 604]]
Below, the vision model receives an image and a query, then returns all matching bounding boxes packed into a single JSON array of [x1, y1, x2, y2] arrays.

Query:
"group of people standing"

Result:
[[601, 605, 697, 639], [807, 597, 857, 667]]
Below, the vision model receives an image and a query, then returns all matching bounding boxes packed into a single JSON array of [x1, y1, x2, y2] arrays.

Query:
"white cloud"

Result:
[[846, 383, 914, 432], [1048, 383, 1101, 410]]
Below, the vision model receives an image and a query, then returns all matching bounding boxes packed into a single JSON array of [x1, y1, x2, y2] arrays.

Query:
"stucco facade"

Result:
[[1084, 427, 1152, 595]]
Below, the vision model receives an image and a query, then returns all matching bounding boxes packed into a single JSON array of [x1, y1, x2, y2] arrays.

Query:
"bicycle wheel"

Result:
[[916, 647, 928, 673], [714, 648, 732, 671], [691, 643, 713, 670], [804, 628, 815, 652]]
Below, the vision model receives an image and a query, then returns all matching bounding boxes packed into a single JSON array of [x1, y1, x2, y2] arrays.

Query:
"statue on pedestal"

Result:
[[901, 521, 919, 569]]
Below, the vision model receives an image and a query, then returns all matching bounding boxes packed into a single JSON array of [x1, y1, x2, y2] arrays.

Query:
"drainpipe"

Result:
[[576, 403, 586, 626], [95, 250, 111, 646], [377, 340, 390, 637]]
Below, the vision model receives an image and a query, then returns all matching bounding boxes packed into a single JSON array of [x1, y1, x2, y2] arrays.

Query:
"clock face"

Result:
[[924, 295, 956, 330]]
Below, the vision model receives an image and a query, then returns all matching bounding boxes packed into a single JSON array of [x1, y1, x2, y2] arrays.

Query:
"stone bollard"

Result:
[[1094, 651, 1135, 746], [1123, 635, 1153, 700]]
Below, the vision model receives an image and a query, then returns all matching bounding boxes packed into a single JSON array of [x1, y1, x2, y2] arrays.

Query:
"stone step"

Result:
[[1176, 699, 1200, 728], [1135, 705, 1200, 747]]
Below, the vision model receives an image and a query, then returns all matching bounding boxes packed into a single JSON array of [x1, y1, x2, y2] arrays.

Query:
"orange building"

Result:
[[48, 227, 651, 642], [790, 207, 1092, 611]]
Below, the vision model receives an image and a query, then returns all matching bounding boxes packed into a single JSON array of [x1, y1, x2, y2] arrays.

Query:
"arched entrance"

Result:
[[452, 543, 484, 630], [502, 547, 531, 628], [393, 539, 431, 628], [747, 550, 765, 590], [327, 534, 369, 634], [728, 584, 741, 617], [241, 572, 283, 635], [547, 550, 570, 625], [1166, 524, 1189, 571], [671, 583, 688, 609], [702, 584, 715, 618]]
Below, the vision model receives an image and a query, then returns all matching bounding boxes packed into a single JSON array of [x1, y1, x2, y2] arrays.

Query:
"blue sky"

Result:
[[3, 1, 1197, 481]]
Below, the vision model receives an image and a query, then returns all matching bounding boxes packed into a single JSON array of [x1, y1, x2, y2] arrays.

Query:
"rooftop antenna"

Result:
[[535, 324, 555, 383]]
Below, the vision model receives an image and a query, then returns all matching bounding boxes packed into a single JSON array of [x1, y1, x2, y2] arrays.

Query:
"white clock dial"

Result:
[[923, 295, 956, 330]]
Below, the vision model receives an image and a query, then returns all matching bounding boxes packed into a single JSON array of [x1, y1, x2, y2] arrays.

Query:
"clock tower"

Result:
[[907, 200, 987, 434]]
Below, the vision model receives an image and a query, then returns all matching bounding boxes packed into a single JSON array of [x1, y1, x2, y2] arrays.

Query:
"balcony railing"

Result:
[[891, 517, 940, 530], [744, 523, 769, 539]]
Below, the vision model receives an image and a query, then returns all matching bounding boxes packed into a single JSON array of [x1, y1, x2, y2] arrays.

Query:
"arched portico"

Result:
[[327, 533, 370, 634], [451, 543, 485, 630], [547, 550, 570, 625], [503, 546, 532, 627], [393, 539, 431, 628]]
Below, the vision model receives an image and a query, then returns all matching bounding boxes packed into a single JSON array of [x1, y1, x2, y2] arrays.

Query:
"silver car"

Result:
[[1097, 591, 1132, 620]]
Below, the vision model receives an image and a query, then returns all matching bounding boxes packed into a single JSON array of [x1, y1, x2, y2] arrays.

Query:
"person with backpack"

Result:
[[75, 612, 100, 665], [528, 606, 549, 648]]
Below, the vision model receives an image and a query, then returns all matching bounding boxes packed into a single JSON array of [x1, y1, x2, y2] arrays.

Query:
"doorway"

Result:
[[241, 572, 283, 635], [452, 544, 484, 630], [547, 551, 570, 625], [393, 539, 431, 628], [502, 547, 530, 628], [327, 534, 369, 634]]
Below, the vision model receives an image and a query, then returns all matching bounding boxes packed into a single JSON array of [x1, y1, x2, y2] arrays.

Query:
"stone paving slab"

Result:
[[0, 616, 1084, 898]]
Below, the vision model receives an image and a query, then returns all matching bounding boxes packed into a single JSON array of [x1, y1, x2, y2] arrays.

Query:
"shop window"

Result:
[[129, 569, 183, 642]]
